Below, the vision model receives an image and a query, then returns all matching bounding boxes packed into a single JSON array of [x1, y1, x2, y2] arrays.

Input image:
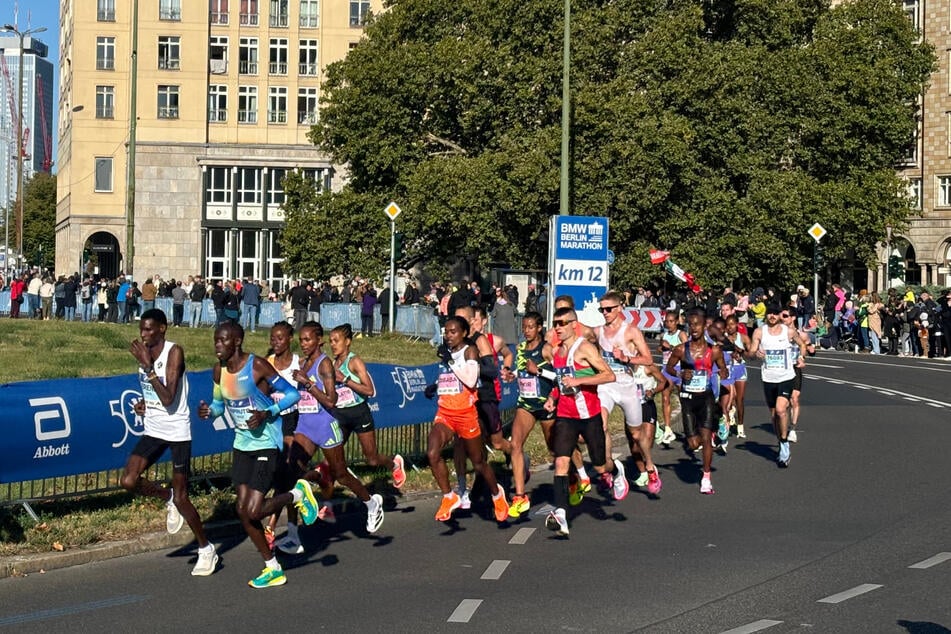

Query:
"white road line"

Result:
[[928, 402, 944, 408], [909, 552, 951, 569], [805, 363, 843, 369], [904, 397, 920, 402], [480, 560, 510, 580], [817, 584, 883, 604], [809, 376, 951, 408], [829, 357, 951, 373], [509, 528, 536, 545], [853, 385, 869, 390], [877, 391, 895, 396], [447, 599, 483, 623], [720, 620, 783, 634]]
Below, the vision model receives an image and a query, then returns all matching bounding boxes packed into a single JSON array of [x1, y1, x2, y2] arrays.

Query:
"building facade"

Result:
[[56, 0, 380, 284]]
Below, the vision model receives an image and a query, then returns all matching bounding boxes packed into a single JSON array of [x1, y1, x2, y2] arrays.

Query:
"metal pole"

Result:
[[125, 0, 139, 276], [884, 226, 892, 291], [15, 31, 23, 267], [812, 241, 819, 316], [388, 220, 395, 333], [558, 0, 570, 216]]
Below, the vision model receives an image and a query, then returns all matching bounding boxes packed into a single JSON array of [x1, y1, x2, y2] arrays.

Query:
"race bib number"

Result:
[[226, 397, 254, 430], [298, 389, 321, 414], [764, 349, 787, 370], [336, 384, 357, 407], [437, 372, 463, 395], [602, 350, 627, 371], [684, 370, 708, 393], [140, 378, 161, 409], [516, 371, 540, 398], [662, 350, 672, 365], [555, 367, 578, 395]]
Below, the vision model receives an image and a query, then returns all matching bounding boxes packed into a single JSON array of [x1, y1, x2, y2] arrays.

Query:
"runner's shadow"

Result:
[[740, 440, 778, 464], [897, 620, 951, 634]]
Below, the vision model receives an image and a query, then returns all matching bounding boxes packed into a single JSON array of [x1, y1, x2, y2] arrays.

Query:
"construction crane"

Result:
[[36, 74, 50, 171]]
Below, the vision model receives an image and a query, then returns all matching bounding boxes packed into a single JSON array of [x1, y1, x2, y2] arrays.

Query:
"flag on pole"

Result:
[[653, 252, 702, 293]]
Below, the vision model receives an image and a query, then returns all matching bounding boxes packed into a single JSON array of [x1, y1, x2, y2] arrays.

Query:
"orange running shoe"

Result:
[[492, 486, 510, 523], [392, 454, 406, 489], [435, 492, 462, 521]]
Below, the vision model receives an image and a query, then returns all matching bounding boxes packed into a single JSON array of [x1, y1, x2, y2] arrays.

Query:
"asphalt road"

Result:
[[2, 350, 950, 633]]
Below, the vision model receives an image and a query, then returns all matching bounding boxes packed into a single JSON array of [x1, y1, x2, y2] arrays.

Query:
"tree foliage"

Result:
[[294, 0, 934, 289], [20, 172, 56, 270]]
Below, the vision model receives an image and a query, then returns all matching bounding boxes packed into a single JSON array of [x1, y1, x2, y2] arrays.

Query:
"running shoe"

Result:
[[717, 417, 729, 442], [612, 460, 629, 501], [294, 479, 320, 526], [191, 544, 218, 577], [654, 425, 665, 443], [788, 429, 798, 443], [715, 438, 728, 455], [314, 461, 335, 499], [597, 472, 613, 495], [277, 536, 304, 555], [166, 499, 183, 534], [435, 492, 462, 522], [778, 441, 790, 467], [728, 405, 737, 427], [578, 477, 591, 494], [568, 481, 585, 506], [633, 471, 649, 488], [318, 502, 336, 523], [646, 469, 662, 495], [545, 508, 569, 536], [248, 567, 287, 589], [661, 427, 677, 445], [366, 494, 384, 533], [737, 425, 746, 439], [700, 476, 714, 495], [457, 489, 472, 510], [508, 494, 530, 518], [492, 486, 510, 522], [392, 454, 407, 488], [264, 526, 276, 552]]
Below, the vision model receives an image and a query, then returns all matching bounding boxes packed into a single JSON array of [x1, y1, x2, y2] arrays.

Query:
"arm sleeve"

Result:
[[479, 355, 500, 380], [209, 383, 225, 418], [452, 359, 481, 388], [269, 374, 301, 411]]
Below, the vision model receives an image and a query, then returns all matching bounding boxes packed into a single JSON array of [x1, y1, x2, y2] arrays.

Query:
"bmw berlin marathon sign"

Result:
[[548, 216, 610, 317]]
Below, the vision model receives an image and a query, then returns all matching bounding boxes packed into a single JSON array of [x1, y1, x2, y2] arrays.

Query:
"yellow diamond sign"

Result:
[[384, 202, 402, 221], [808, 223, 827, 243]]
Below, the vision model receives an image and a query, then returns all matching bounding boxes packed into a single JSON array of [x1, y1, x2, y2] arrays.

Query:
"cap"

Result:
[[766, 305, 782, 315], [796, 285, 806, 291]]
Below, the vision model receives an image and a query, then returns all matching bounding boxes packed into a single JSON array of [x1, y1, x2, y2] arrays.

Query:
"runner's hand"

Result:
[[133, 399, 146, 417], [197, 400, 211, 419], [424, 383, 437, 399]]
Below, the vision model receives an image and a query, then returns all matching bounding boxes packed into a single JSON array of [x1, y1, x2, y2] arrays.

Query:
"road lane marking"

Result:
[[909, 552, 951, 569], [0, 595, 147, 626], [447, 599, 482, 623], [828, 357, 951, 373], [804, 363, 843, 368], [807, 376, 951, 408], [904, 397, 920, 401], [720, 620, 783, 634], [480, 560, 510, 580], [927, 402, 944, 408], [817, 584, 882, 604], [509, 528, 536, 544]]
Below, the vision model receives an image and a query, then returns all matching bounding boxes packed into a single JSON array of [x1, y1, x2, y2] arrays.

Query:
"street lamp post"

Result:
[[2, 24, 47, 271]]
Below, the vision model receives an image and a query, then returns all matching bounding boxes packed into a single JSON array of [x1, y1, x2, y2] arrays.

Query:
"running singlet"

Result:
[[598, 322, 634, 376], [760, 325, 795, 383], [297, 354, 336, 421], [515, 340, 553, 409], [268, 352, 300, 414], [681, 342, 714, 395], [138, 340, 190, 442], [437, 345, 478, 411], [473, 333, 502, 403], [218, 354, 282, 452], [553, 338, 600, 419], [334, 352, 367, 409], [661, 330, 683, 367]]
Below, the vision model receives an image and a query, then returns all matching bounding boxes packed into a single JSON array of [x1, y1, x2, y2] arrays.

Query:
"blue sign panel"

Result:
[[549, 215, 610, 319]]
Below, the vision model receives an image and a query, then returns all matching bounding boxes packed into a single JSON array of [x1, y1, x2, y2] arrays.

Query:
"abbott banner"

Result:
[[0, 358, 517, 484]]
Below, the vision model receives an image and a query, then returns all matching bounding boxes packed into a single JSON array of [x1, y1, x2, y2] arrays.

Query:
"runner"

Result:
[[543, 307, 623, 536], [508, 312, 556, 518], [747, 306, 807, 467], [724, 315, 751, 438], [593, 292, 657, 496], [424, 316, 510, 523], [707, 317, 737, 452], [781, 307, 815, 443], [120, 308, 217, 576], [658, 310, 687, 446], [665, 311, 728, 494], [197, 321, 317, 589], [628, 361, 669, 491], [329, 323, 406, 486]]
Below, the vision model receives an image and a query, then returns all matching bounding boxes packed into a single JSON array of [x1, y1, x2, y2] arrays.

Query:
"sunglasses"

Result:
[[598, 305, 620, 313], [553, 319, 576, 327], [781, 313, 790, 318]]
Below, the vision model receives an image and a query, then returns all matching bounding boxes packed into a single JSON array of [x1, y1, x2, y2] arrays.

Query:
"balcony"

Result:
[[239, 13, 259, 25], [96, 58, 115, 70], [159, 58, 181, 70], [158, 106, 180, 119], [299, 15, 318, 28], [160, 8, 182, 20], [268, 61, 287, 75], [298, 111, 317, 125], [239, 61, 259, 75], [97, 9, 116, 21], [267, 110, 287, 124], [299, 62, 318, 76], [238, 110, 257, 123], [96, 106, 114, 119], [208, 109, 227, 123], [269, 14, 289, 27], [211, 12, 229, 25]]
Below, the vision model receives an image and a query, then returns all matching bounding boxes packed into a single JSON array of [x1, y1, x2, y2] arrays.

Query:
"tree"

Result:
[[300, 0, 934, 289], [21, 172, 56, 270]]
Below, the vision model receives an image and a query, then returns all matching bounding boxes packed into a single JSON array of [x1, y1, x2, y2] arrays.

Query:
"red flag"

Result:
[[649, 249, 670, 265]]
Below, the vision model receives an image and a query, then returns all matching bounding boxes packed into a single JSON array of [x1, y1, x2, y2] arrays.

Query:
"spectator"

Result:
[[80, 277, 94, 322], [117, 276, 130, 323], [378, 285, 392, 333], [290, 280, 310, 330], [97, 279, 108, 322], [360, 284, 378, 337], [242, 279, 262, 333], [210, 280, 226, 327], [490, 286, 518, 342], [171, 280, 188, 327], [8, 273, 25, 319], [26, 271, 41, 318], [223, 281, 240, 322], [141, 277, 157, 313], [53, 276, 67, 319], [189, 277, 207, 328], [126, 281, 142, 321], [306, 282, 321, 323]]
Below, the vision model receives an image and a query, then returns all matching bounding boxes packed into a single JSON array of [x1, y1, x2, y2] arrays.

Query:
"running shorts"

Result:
[[231, 448, 280, 493], [678, 390, 717, 438], [763, 379, 795, 409], [476, 399, 503, 437], [132, 435, 191, 475], [551, 414, 607, 466], [334, 401, 375, 437], [435, 407, 482, 440], [598, 375, 644, 427]]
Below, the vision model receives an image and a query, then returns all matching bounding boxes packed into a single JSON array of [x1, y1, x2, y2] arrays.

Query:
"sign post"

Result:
[[808, 223, 827, 312], [384, 202, 402, 333], [548, 215, 610, 326]]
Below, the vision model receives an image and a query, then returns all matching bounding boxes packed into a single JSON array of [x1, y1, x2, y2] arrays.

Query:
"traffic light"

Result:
[[812, 244, 823, 271], [393, 231, 405, 259]]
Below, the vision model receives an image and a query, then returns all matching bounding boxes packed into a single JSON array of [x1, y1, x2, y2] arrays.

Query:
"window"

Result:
[[298, 87, 317, 124], [268, 168, 287, 205], [302, 167, 332, 192], [207, 166, 232, 203], [267, 232, 286, 291], [209, 85, 228, 122], [238, 86, 258, 123], [240, 0, 259, 25], [237, 229, 261, 280], [158, 36, 181, 70], [349, 0, 370, 27], [299, 39, 318, 76], [94, 157, 113, 192], [96, 37, 116, 70], [237, 167, 262, 204], [938, 176, 951, 207], [269, 38, 288, 75], [904, 0, 920, 34], [97, 0, 116, 21], [268, 86, 288, 123], [908, 178, 922, 211], [239, 38, 259, 75], [96, 86, 115, 118], [160, 0, 182, 20], [210, 36, 228, 74], [158, 85, 180, 119], [270, 0, 289, 27], [206, 229, 231, 281], [210, 0, 229, 24], [300, 0, 319, 27]]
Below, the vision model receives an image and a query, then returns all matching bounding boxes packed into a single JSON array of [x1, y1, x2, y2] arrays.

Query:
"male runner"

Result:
[[781, 307, 814, 443], [121, 308, 217, 576]]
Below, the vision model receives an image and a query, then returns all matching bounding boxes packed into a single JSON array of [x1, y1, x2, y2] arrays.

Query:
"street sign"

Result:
[[548, 215, 610, 325], [607, 249, 615, 265], [808, 223, 827, 243], [384, 202, 402, 222], [621, 307, 662, 332]]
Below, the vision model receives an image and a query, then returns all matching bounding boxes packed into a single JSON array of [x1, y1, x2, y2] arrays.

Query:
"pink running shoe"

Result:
[[646, 469, 662, 495]]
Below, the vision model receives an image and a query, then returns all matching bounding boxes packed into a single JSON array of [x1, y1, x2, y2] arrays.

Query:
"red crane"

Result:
[[36, 75, 51, 172]]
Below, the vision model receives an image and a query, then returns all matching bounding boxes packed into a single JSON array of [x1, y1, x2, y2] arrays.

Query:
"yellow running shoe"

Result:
[[508, 494, 530, 518]]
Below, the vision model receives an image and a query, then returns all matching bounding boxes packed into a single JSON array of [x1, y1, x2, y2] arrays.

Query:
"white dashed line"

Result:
[[927, 402, 944, 408], [720, 620, 783, 634], [447, 599, 482, 623], [904, 397, 920, 401], [817, 584, 882, 604], [480, 560, 510, 580], [909, 552, 951, 569], [809, 376, 951, 408], [509, 528, 536, 545], [853, 385, 869, 390]]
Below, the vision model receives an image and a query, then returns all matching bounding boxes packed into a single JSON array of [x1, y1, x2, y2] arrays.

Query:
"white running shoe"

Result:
[[661, 427, 677, 445], [788, 429, 798, 443], [277, 536, 305, 555], [545, 508, 569, 536], [191, 544, 218, 576], [366, 494, 384, 533], [612, 459, 629, 501], [166, 499, 184, 534], [700, 476, 714, 495], [737, 425, 746, 439], [453, 487, 472, 510]]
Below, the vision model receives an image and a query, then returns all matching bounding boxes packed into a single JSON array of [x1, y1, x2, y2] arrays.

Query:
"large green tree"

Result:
[[5, 172, 56, 270], [285, 0, 934, 289]]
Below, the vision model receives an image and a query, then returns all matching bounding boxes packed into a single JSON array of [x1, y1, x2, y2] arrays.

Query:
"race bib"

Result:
[[662, 350, 672, 365], [555, 366, 578, 395], [140, 378, 161, 409], [336, 384, 357, 407], [226, 397, 254, 430], [516, 371, 540, 398], [764, 349, 787, 370], [684, 370, 708, 393], [437, 372, 463, 395], [298, 389, 321, 414], [602, 350, 627, 371]]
